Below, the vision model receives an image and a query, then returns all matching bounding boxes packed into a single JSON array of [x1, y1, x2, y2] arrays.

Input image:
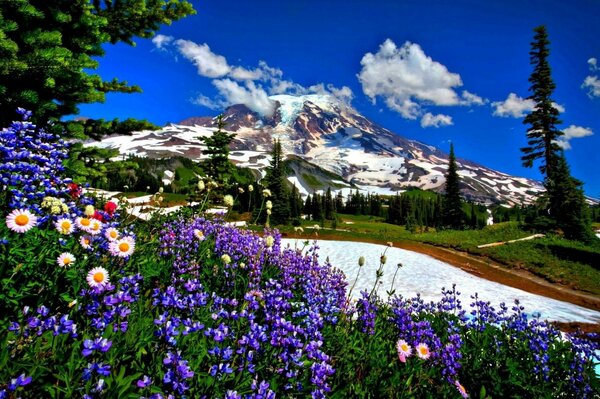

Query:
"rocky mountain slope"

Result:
[[89, 94, 545, 205]]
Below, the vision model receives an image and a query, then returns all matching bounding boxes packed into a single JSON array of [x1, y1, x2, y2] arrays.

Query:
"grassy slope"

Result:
[[276, 215, 600, 297]]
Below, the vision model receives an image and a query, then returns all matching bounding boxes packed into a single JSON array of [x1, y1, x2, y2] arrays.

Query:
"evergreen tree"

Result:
[[546, 155, 594, 242], [443, 143, 464, 229], [304, 194, 313, 217], [0, 0, 195, 127], [263, 139, 290, 225], [289, 185, 302, 219], [521, 26, 594, 241], [311, 193, 323, 221], [200, 115, 236, 184], [324, 187, 334, 220], [335, 191, 344, 212], [521, 26, 563, 178]]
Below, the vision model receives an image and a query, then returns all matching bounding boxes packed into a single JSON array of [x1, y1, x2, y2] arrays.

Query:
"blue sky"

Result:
[[79, 0, 600, 196]]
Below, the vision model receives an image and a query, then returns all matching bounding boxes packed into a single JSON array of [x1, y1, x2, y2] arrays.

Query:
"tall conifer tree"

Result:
[[443, 143, 463, 229], [522, 26, 594, 241], [521, 25, 563, 177], [200, 115, 236, 184], [264, 139, 290, 225]]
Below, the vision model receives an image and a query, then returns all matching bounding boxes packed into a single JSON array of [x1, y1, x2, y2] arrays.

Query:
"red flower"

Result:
[[104, 201, 118, 215], [92, 211, 104, 222], [68, 183, 82, 199]]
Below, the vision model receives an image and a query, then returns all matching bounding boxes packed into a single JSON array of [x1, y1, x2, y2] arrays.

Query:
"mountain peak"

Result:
[[128, 94, 546, 205]]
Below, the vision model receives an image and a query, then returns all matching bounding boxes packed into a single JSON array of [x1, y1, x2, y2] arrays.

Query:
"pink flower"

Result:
[[396, 339, 412, 363], [455, 380, 469, 398]]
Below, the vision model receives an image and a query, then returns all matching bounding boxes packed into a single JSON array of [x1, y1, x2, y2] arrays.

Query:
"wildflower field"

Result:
[[1, 110, 599, 398]]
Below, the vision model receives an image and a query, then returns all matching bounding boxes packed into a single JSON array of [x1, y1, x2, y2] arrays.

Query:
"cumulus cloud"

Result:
[[357, 39, 484, 120], [555, 125, 594, 150], [174, 40, 231, 78], [491, 93, 535, 117], [461, 90, 487, 106], [152, 35, 354, 115], [192, 94, 222, 110], [492, 93, 565, 117], [152, 34, 174, 50], [420, 112, 453, 128], [582, 75, 600, 98], [582, 57, 600, 98]]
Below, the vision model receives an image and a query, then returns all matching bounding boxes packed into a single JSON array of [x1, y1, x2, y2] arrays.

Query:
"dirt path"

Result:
[[282, 232, 600, 332]]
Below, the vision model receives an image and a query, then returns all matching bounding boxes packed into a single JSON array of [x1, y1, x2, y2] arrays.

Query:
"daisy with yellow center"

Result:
[[396, 339, 412, 363], [80, 236, 93, 250], [109, 236, 135, 258], [454, 380, 469, 398], [6, 209, 38, 233], [76, 217, 92, 231], [55, 218, 75, 235], [193, 229, 205, 241], [88, 219, 103, 235], [415, 343, 431, 360], [104, 227, 119, 241], [57, 252, 75, 267], [86, 267, 110, 288]]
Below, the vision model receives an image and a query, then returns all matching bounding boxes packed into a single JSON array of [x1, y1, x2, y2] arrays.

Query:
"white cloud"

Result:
[[357, 39, 483, 119], [491, 93, 535, 117], [212, 79, 276, 117], [461, 90, 487, 106], [553, 102, 566, 113], [555, 125, 594, 150], [420, 112, 453, 128], [192, 94, 222, 110], [152, 34, 174, 50], [156, 37, 355, 115], [582, 57, 600, 98], [491, 93, 566, 117], [174, 40, 231, 78], [582, 75, 600, 98]]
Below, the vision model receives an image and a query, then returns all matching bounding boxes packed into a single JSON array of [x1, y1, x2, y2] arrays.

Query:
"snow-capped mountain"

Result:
[[89, 94, 545, 205]]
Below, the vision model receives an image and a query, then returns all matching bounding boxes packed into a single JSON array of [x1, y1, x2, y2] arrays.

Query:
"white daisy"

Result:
[[76, 217, 93, 232], [109, 236, 135, 258], [6, 209, 38, 233], [55, 218, 75, 235], [57, 252, 75, 267], [104, 227, 119, 241], [80, 236, 93, 250], [88, 219, 103, 236], [86, 267, 110, 288]]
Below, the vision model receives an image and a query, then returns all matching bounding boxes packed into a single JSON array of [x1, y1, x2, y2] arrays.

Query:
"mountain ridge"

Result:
[[88, 94, 545, 205]]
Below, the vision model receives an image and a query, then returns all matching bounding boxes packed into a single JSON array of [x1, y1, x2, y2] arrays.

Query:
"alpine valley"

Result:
[[88, 94, 545, 205]]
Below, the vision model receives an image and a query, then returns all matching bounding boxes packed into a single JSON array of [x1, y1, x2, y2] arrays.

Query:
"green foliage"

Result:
[[263, 139, 290, 225], [546, 155, 595, 243], [0, 0, 195, 126], [443, 143, 464, 229], [199, 115, 237, 185], [518, 26, 594, 243], [65, 118, 159, 140], [521, 25, 563, 177]]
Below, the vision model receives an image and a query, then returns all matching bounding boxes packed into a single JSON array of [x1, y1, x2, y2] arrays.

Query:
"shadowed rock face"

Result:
[[96, 94, 545, 205]]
